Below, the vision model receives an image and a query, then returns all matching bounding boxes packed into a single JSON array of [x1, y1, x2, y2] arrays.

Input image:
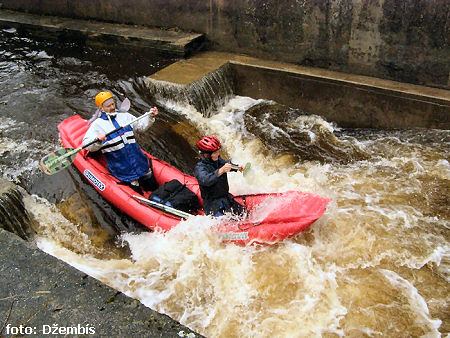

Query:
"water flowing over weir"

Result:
[[0, 29, 449, 337], [145, 63, 235, 118], [243, 102, 369, 164]]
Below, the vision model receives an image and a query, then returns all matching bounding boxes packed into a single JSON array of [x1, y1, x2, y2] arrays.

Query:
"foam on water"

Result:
[[16, 94, 449, 336], [380, 269, 442, 337], [3, 28, 17, 34], [160, 97, 331, 197], [25, 50, 54, 60], [0, 117, 55, 181], [25, 194, 105, 256], [35, 224, 348, 337]]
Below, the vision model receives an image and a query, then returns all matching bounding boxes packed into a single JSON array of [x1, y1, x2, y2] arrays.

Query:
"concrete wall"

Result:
[[232, 63, 450, 129], [1, 0, 449, 89], [147, 50, 450, 129]]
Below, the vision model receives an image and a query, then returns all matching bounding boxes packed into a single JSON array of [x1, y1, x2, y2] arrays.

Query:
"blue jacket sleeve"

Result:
[[194, 163, 220, 187]]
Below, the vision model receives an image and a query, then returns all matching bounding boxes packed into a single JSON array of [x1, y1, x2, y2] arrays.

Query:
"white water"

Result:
[[0, 27, 446, 336], [0, 117, 54, 181], [13, 96, 450, 336]]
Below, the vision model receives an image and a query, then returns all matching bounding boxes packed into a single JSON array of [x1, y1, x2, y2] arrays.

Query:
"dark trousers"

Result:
[[125, 171, 158, 194], [138, 171, 158, 191], [207, 195, 245, 217]]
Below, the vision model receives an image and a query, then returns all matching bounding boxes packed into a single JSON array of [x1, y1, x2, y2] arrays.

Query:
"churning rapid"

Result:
[[1, 29, 449, 337]]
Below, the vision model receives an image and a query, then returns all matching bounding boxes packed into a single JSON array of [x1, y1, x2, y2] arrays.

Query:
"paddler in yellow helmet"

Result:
[[82, 91, 159, 193]]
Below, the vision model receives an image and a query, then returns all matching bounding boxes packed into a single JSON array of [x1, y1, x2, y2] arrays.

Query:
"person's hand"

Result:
[[229, 163, 243, 172], [97, 134, 106, 142], [150, 106, 159, 117], [218, 162, 233, 175]]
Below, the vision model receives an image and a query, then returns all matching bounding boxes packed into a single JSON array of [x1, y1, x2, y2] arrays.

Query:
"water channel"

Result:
[[0, 29, 448, 337]]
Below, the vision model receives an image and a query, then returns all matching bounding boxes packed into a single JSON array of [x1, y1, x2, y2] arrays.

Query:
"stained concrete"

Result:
[[0, 181, 35, 240], [147, 51, 450, 129], [1, 0, 448, 89], [0, 9, 204, 56], [0, 5, 447, 128]]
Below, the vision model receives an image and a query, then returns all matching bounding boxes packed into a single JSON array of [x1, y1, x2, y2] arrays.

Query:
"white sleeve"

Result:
[[82, 123, 104, 152], [123, 112, 155, 133]]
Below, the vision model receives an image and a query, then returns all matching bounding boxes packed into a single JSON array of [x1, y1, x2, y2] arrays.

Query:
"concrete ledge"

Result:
[[0, 9, 205, 56], [0, 181, 198, 336], [0, 228, 200, 337], [148, 52, 450, 129]]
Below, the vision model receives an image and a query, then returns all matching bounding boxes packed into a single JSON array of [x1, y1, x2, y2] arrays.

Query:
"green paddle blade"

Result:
[[242, 162, 251, 176], [39, 148, 78, 175], [231, 162, 252, 176]]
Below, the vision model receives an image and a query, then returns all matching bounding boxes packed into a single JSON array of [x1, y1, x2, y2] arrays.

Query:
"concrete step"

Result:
[[147, 51, 450, 129], [0, 9, 205, 56]]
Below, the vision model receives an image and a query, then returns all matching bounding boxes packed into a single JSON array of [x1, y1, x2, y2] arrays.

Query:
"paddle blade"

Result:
[[242, 162, 251, 176], [39, 148, 77, 175], [119, 97, 130, 112]]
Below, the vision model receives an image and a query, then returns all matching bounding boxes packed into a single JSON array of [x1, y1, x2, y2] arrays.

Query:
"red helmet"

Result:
[[196, 135, 221, 153]]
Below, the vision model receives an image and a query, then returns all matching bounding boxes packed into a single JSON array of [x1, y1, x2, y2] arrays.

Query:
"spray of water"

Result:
[[1, 31, 446, 335], [22, 95, 448, 337]]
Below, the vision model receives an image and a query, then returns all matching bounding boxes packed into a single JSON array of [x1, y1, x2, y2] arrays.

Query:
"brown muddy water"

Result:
[[0, 29, 448, 337]]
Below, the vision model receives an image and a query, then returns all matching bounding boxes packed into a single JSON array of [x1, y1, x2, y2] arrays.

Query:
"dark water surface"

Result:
[[0, 29, 199, 235]]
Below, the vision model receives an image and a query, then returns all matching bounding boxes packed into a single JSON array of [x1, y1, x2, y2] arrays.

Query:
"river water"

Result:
[[1, 29, 448, 337]]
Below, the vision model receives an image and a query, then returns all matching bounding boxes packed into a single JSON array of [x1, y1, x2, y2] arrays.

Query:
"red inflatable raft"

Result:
[[58, 115, 330, 245]]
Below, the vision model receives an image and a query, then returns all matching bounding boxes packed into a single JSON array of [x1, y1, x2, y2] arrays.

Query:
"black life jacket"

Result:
[[194, 157, 231, 214]]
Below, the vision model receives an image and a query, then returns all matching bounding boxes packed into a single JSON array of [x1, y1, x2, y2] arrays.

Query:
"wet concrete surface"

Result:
[[0, 227, 200, 337], [149, 51, 450, 101], [148, 51, 450, 129], [0, 9, 205, 56]]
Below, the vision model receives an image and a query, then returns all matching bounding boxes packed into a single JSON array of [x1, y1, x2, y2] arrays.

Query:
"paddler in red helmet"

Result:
[[194, 135, 245, 217]]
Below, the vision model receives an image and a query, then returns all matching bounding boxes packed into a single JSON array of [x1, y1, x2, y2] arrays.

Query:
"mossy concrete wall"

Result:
[[1, 0, 449, 89]]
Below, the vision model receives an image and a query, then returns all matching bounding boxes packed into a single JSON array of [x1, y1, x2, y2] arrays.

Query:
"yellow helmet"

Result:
[[95, 91, 113, 107]]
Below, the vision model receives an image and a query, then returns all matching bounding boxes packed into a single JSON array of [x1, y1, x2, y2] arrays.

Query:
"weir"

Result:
[[0, 8, 447, 128], [0, 0, 448, 90], [147, 52, 450, 129], [0, 179, 36, 240], [146, 63, 234, 118]]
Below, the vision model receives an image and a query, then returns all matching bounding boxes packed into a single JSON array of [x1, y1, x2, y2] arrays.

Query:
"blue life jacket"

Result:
[[98, 112, 149, 182]]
